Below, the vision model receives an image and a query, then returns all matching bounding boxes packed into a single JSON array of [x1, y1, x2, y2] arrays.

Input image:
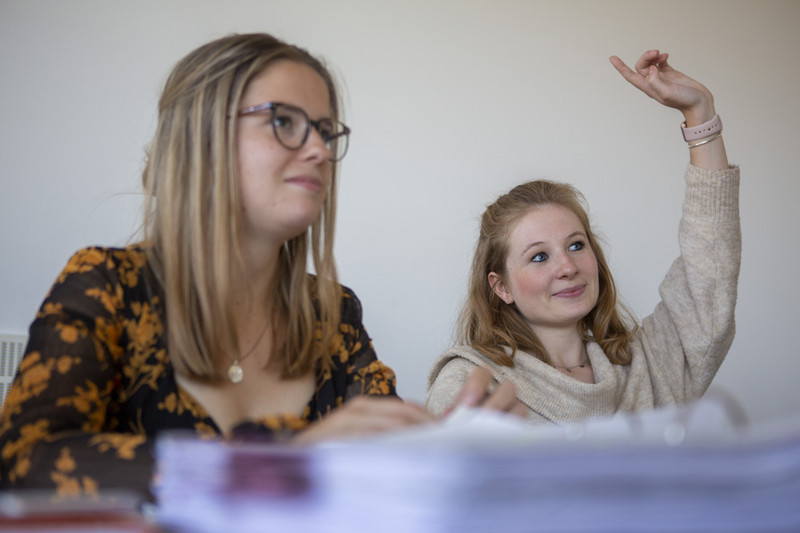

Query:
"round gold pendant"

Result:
[[228, 361, 244, 384]]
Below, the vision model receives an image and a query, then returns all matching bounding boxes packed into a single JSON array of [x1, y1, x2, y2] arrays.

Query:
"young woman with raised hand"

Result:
[[426, 50, 740, 423]]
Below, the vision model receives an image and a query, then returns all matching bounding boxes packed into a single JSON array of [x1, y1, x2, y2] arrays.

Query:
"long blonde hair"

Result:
[[459, 179, 636, 367], [141, 33, 341, 380]]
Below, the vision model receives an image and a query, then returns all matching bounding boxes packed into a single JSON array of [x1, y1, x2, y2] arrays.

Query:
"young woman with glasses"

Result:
[[0, 33, 450, 500], [427, 50, 740, 423]]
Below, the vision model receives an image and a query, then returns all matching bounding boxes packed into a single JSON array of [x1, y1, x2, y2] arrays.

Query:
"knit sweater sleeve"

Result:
[[424, 356, 479, 417], [629, 163, 741, 405]]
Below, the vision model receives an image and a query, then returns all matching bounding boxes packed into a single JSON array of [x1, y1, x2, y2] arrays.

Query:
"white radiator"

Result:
[[0, 333, 27, 407]]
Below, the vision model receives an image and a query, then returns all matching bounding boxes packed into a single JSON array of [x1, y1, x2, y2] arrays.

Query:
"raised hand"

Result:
[[609, 50, 715, 124], [610, 49, 728, 169]]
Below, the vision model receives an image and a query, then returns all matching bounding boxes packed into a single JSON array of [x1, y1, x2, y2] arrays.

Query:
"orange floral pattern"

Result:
[[0, 245, 397, 500]]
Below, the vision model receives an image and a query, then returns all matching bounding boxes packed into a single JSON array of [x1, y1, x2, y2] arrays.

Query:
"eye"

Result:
[[316, 120, 336, 142], [272, 112, 296, 132], [569, 240, 586, 252], [531, 251, 548, 263]]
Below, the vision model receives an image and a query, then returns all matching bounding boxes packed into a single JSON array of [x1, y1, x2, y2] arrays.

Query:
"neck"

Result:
[[227, 250, 280, 375], [531, 324, 587, 368], [233, 240, 282, 305]]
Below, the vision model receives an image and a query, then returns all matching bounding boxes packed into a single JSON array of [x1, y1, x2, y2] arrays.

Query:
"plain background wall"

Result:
[[1, 0, 798, 423]]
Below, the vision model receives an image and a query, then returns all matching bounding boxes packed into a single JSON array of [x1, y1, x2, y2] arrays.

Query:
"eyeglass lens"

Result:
[[272, 105, 349, 162]]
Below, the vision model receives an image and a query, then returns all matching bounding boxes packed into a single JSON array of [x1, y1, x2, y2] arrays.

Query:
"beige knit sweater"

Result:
[[426, 164, 741, 423]]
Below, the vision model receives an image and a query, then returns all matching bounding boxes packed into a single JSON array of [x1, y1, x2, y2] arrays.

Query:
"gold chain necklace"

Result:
[[227, 321, 270, 384], [553, 355, 590, 373]]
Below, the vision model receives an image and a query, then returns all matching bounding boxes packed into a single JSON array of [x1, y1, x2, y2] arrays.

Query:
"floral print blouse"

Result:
[[0, 246, 397, 500]]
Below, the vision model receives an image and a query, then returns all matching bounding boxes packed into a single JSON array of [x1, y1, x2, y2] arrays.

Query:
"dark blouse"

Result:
[[0, 246, 397, 499]]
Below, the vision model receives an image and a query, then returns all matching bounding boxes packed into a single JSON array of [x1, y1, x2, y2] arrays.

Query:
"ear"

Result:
[[488, 272, 514, 305]]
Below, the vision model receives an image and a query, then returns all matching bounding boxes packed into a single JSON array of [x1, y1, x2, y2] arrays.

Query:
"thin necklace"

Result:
[[553, 355, 590, 373], [227, 320, 270, 384]]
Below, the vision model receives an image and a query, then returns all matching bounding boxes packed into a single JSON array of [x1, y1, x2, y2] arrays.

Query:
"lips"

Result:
[[554, 285, 586, 298], [285, 175, 324, 193]]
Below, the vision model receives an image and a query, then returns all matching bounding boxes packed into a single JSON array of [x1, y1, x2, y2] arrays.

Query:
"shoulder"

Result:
[[338, 283, 360, 305], [61, 245, 149, 276], [49, 244, 157, 306], [337, 283, 365, 324], [306, 275, 363, 318], [432, 355, 479, 381], [425, 347, 484, 416], [427, 345, 486, 386]]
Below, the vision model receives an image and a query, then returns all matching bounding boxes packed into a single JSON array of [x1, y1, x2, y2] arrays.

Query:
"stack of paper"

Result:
[[155, 395, 800, 533], [0, 490, 153, 532]]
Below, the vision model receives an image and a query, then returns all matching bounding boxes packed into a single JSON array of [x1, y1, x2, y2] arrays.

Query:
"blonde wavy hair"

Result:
[[141, 33, 341, 380], [459, 179, 636, 367]]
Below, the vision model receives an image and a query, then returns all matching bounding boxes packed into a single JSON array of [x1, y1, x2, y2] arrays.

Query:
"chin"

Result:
[[561, 305, 595, 326], [286, 209, 323, 234]]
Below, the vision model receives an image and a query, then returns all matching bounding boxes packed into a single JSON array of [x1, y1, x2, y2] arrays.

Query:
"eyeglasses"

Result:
[[237, 102, 351, 162]]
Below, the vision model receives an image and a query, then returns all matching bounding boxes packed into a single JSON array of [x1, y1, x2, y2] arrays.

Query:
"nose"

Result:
[[556, 253, 578, 278], [301, 127, 333, 164]]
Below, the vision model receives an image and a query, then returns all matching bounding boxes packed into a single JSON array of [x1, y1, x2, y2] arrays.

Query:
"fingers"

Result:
[[633, 49, 666, 74], [509, 401, 529, 418], [338, 397, 435, 432], [609, 55, 652, 96], [633, 50, 655, 73], [481, 380, 528, 419], [346, 396, 434, 426], [480, 379, 517, 411], [611, 50, 671, 84], [610, 51, 678, 105], [294, 397, 435, 445], [452, 366, 494, 408], [616, 51, 714, 112], [657, 52, 670, 69], [448, 367, 528, 419], [609, 54, 647, 86], [608, 55, 632, 77]]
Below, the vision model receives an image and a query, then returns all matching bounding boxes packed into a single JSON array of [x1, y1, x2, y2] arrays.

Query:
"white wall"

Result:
[[2, 0, 798, 423]]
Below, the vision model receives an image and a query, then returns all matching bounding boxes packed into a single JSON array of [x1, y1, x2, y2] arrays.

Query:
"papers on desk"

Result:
[[155, 394, 800, 533]]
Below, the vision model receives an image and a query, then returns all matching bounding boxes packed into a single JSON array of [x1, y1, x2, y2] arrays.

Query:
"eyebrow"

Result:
[[520, 230, 587, 258]]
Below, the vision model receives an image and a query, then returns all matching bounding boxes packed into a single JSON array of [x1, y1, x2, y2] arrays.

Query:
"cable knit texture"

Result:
[[426, 164, 741, 423]]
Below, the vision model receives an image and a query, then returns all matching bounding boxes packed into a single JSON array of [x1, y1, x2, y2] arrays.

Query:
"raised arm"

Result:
[[610, 51, 741, 403], [610, 50, 728, 170]]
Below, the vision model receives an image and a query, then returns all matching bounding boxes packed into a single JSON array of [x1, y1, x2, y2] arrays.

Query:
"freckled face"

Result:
[[236, 60, 333, 247], [490, 204, 599, 335]]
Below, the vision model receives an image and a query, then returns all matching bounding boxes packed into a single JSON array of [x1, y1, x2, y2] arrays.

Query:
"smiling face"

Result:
[[489, 204, 599, 336], [236, 60, 333, 248]]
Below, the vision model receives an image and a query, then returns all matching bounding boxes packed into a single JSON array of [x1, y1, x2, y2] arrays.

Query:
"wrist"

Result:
[[682, 114, 722, 142], [681, 95, 716, 127]]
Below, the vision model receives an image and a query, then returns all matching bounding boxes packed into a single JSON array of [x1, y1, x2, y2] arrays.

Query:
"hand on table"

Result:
[[444, 367, 527, 418], [293, 396, 434, 445]]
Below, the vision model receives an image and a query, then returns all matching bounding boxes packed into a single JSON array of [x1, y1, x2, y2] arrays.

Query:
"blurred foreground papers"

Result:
[[156, 394, 800, 533]]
